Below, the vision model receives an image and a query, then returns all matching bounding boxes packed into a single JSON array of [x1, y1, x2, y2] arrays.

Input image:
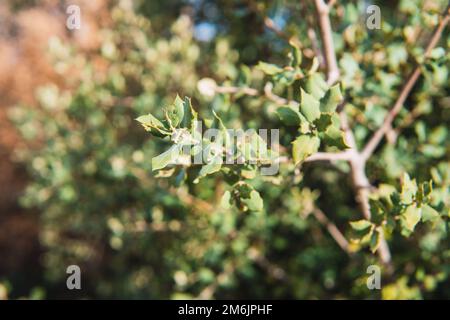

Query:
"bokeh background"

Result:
[[0, 0, 449, 299]]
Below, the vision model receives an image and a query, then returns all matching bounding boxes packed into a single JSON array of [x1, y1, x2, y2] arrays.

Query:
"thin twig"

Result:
[[264, 16, 302, 49], [307, 27, 325, 67], [214, 84, 352, 164], [214, 83, 299, 107], [312, 208, 352, 255], [362, 4, 450, 160], [314, 0, 340, 85]]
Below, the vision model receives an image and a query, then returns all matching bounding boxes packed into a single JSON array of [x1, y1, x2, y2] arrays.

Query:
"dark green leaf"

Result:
[[277, 105, 303, 126]]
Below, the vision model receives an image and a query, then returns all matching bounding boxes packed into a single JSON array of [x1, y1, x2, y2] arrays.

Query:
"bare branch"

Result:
[[362, 4, 450, 160], [328, 0, 337, 9], [214, 83, 300, 107]]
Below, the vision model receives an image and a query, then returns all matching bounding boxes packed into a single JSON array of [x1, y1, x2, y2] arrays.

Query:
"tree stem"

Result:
[[313, 0, 393, 268]]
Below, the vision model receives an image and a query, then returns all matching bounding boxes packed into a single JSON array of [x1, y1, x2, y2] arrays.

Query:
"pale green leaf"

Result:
[[198, 160, 222, 179], [152, 145, 180, 171], [289, 40, 302, 67], [350, 220, 372, 231], [220, 191, 232, 210], [292, 135, 320, 164]]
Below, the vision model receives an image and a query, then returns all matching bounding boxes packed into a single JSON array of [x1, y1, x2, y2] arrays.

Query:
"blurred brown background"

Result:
[[0, 0, 109, 284]]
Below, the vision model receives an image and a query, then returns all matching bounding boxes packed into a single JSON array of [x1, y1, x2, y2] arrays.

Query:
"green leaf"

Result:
[[276, 105, 304, 126], [198, 157, 223, 179], [242, 190, 264, 212], [292, 135, 320, 164], [273, 69, 299, 85], [239, 131, 268, 161], [166, 95, 184, 127], [415, 121, 427, 142], [174, 169, 186, 187], [308, 57, 320, 74], [136, 113, 164, 128], [369, 199, 387, 225], [423, 181, 433, 196], [152, 145, 181, 171], [220, 191, 232, 210], [241, 165, 257, 179], [322, 125, 349, 149], [289, 40, 302, 67], [401, 204, 422, 233], [235, 182, 253, 198], [180, 96, 198, 132], [351, 224, 374, 244], [350, 220, 372, 231], [212, 110, 231, 148], [256, 61, 283, 75], [369, 229, 382, 253], [300, 89, 320, 122], [430, 47, 445, 60], [320, 84, 343, 113], [171, 128, 198, 146], [387, 44, 408, 70]]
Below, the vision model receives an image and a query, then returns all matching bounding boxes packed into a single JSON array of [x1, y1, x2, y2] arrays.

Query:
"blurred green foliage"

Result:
[[7, 0, 450, 299]]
